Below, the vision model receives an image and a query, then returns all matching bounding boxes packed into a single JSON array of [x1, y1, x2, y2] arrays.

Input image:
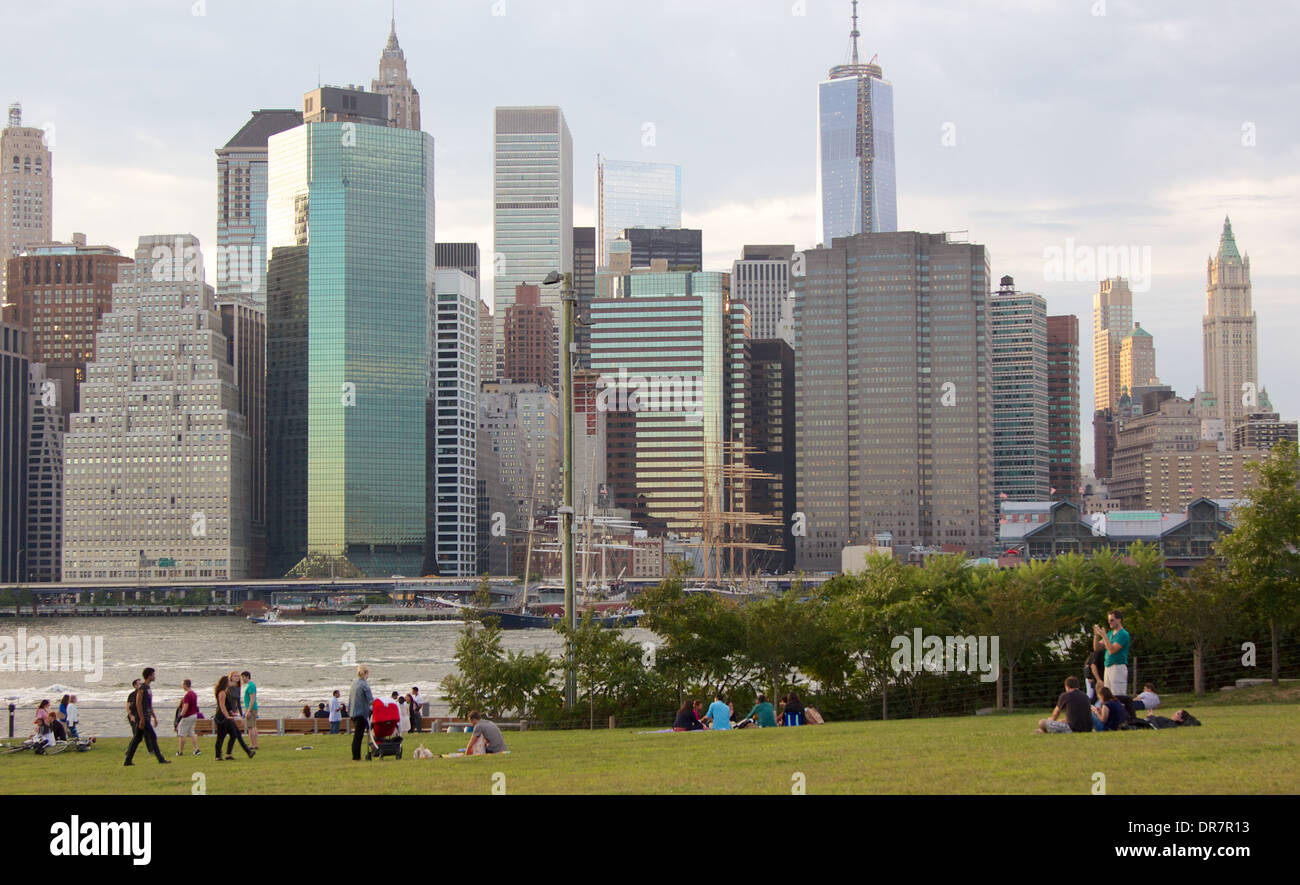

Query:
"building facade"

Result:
[[750, 338, 796, 572], [794, 232, 993, 569], [430, 269, 477, 577], [596, 157, 682, 268], [371, 15, 421, 131], [1, 320, 28, 582], [732, 245, 795, 345], [503, 283, 555, 389], [623, 227, 701, 271], [265, 245, 309, 577], [215, 109, 303, 308], [1093, 277, 1133, 414], [493, 107, 573, 386], [267, 110, 435, 577], [990, 277, 1050, 503], [572, 226, 596, 367], [1232, 412, 1298, 452], [816, 10, 896, 242], [1046, 314, 1081, 500], [589, 271, 744, 537], [62, 235, 252, 581], [25, 364, 62, 582], [3, 237, 133, 427], [1119, 322, 1157, 395], [219, 299, 266, 576], [1, 104, 52, 297], [1203, 217, 1259, 436]]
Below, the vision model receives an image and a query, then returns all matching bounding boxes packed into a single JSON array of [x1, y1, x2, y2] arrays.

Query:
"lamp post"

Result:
[[541, 270, 577, 709]]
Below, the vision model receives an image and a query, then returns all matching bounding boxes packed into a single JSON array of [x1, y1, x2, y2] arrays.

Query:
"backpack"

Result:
[[805, 707, 825, 725], [125, 689, 139, 725]]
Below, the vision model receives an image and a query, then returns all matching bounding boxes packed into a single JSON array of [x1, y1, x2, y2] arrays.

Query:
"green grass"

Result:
[[6, 704, 1299, 796]]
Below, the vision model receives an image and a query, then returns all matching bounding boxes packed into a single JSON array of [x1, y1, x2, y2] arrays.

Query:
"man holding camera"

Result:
[[1093, 611, 1131, 698]]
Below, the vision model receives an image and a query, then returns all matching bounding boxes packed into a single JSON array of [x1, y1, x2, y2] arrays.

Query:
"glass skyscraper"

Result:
[[589, 271, 746, 536], [596, 157, 683, 267], [493, 107, 572, 388], [267, 115, 434, 577], [817, 8, 897, 243]]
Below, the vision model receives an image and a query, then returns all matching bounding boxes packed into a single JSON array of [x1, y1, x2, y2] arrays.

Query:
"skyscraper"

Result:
[[215, 109, 303, 307], [1046, 315, 1081, 501], [589, 271, 745, 537], [372, 11, 421, 131], [572, 226, 596, 367], [749, 338, 796, 572], [220, 300, 266, 576], [623, 228, 702, 271], [493, 107, 573, 386], [2, 235, 132, 427], [1119, 322, 1157, 394], [990, 277, 1050, 503], [732, 245, 795, 345], [817, 2, 897, 244], [265, 245, 309, 577], [1092, 277, 1134, 413], [1203, 217, 1259, 435], [794, 232, 992, 569], [1, 104, 52, 298], [25, 364, 62, 582], [62, 235, 252, 581], [503, 284, 555, 389], [267, 93, 435, 577], [430, 269, 477, 577], [0, 319, 28, 583], [596, 157, 682, 267]]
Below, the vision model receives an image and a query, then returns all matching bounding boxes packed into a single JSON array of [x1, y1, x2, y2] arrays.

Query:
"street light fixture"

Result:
[[540, 270, 577, 709]]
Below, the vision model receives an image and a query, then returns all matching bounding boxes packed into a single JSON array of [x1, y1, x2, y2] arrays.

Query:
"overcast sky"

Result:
[[7, 0, 1298, 468]]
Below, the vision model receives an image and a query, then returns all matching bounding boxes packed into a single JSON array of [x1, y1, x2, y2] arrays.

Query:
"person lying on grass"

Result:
[[1037, 676, 1093, 734]]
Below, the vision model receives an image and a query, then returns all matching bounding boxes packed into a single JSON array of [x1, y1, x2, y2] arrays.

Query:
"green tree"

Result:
[[958, 561, 1067, 711], [440, 620, 507, 717], [825, 555, 928, 720], [640, 573, 745, 696], [1141, 562, 1246, 695], [1217, 440, 1300, 686]]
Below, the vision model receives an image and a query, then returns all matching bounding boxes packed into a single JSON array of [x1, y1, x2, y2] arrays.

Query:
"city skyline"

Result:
[[3, 0, 1296, 465]]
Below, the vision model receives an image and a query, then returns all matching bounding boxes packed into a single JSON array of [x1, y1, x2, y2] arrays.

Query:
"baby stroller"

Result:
[[366, 697, 403, 761]]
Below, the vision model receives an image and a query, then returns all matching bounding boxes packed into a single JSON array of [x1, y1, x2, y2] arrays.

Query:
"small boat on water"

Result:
[[247, 608, 280, 624], [433, 596, 643, 630]]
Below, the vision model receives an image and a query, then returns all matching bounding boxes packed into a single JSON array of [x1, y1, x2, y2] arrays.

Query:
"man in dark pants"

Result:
[[125, 667, 171, 766]]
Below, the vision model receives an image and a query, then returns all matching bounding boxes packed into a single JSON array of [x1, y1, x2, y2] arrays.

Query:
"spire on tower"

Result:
[[1218, 215, 1242, 263], [386, 0, 401, 52], [850, 0, 861, 65]]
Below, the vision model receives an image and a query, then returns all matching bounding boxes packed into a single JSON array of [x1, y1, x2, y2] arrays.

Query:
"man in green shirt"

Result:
[[746, 694, 777, 728], [242, 670, 259, 750], [1093, 611, 1131, 697]]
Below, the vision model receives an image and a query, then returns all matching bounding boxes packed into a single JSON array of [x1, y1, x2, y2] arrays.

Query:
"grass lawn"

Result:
[[3, 695, 1297, 795]]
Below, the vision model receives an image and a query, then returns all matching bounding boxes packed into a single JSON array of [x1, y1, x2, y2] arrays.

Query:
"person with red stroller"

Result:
[[366, 696, 403, 760]]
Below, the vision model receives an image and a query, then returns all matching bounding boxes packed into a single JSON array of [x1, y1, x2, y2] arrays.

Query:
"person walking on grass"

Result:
[[176, 679, 200, 757], [213, 675, 254, 761], [1094, 611, 1131, 697], [124, 668, 171, 766], [349, 665, 373, 761], [242, 670, 259, 750], [223, 671, 244, 759]]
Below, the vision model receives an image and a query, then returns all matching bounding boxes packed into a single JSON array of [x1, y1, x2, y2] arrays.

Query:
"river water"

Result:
[[0, 616, 657, 738]]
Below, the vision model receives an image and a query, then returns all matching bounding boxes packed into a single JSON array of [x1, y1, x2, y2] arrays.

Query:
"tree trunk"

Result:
[[1193, 644, 1204, 696], [881, 680, 888, 721], [1271, 618, 1280, 687], [1007, 664, 1016, 713], [995, 665, 1004, 710]]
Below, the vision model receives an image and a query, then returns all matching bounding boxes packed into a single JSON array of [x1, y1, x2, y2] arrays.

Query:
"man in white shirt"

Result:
[[1133, 683, 1160, 712], [328, 689, 342, 734], [66, 695, 80, 738]]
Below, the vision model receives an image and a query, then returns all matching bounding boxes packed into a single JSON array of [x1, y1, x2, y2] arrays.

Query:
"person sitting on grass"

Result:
[[465, 710, 507, 755], [1092, 686, 1128, 732], [779, 692, 806, 726], [1037, 676, 1093, 734], [673, 698, 703, 731], [746, 694, 777, 728], [1133, 682, 1160, 712], [703, 692, 734, 731]]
